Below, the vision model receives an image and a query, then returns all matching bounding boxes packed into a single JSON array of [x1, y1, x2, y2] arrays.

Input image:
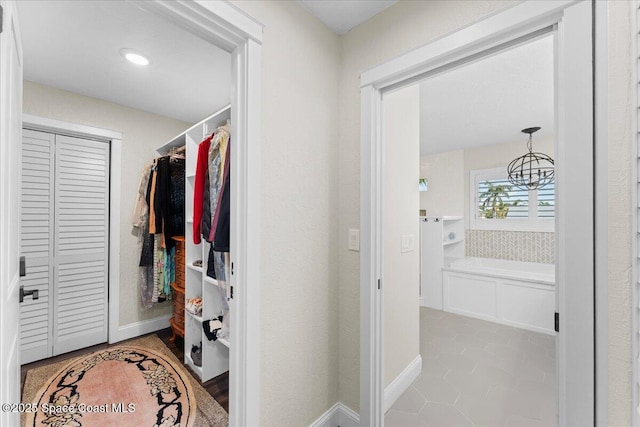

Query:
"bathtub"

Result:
[[442, 257, 555, 335]]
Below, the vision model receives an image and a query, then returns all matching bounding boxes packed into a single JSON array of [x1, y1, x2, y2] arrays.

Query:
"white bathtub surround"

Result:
[[465, 229, 554, 264], [443, 257, 555, 335], [386, 307, 557, 426]]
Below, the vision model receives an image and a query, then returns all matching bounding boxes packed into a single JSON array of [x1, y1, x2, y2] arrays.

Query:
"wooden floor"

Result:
[[20, 328, 229, 412]]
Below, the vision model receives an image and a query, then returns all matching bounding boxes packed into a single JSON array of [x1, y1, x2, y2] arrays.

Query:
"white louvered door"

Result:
[[53, 135, 109, 354], [19, 131, 109, 363], [20, 130, 55, 364]]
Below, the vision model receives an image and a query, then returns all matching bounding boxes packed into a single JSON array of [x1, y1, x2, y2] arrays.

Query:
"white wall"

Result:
[[230, 2, 341, 426], [383, 86, 420, 388], [22, 81, 191, 327], [607, 2, 634, 424], [419, 150, 464, 216]]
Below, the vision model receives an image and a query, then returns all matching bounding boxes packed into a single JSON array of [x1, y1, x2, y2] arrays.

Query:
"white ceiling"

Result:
[[17, 1, 231, 124], [298, 0, 397, 35], [419, 35, 554, 155]]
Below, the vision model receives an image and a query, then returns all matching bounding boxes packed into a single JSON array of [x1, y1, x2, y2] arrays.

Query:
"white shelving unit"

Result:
[[419, 216, 464, 309], [161, 105, 231, 382]]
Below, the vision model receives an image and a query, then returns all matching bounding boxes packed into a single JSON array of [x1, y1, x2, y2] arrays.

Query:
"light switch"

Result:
[[348, 229, 360, 251], [401, 234, 415, 253]]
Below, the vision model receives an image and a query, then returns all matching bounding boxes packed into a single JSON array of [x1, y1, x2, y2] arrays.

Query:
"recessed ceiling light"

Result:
[[120, 48, 149, 66]]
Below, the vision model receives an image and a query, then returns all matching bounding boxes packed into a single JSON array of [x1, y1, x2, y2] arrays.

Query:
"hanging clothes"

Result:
[[148, 159, 158, 234], [134, 164, 155, 309], [212, 251, 231, 340], [169, 156, 186, 238], [206, 125, 229, 243], [193, 136, 212, 244], [202, 159, 212, 242], [132, 164, 152, 229], [211, 141, 230, 250], [135, 146, 185, 309]]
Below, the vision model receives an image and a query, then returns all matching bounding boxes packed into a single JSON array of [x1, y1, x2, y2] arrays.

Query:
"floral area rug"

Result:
[[22, 335, 228, 427]]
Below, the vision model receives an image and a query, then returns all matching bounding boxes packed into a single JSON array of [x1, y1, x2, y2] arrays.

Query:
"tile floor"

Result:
[[386, 307, 557, 427]]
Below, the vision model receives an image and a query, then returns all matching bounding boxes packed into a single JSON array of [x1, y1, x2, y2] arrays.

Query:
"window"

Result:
[[470, 168, 554, 231]]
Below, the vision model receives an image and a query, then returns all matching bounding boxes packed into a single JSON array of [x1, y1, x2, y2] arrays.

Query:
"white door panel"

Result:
[[0, 1, 23, 424], [19, 131, 109, 362], [19, 129, 54, 364], [52, 135, 109, 356]]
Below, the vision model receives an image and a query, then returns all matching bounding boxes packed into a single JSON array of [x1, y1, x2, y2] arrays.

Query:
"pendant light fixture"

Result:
[[507, 127, 554, 190]]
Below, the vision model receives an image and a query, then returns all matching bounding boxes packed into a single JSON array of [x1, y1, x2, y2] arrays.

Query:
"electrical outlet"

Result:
[[348, 229, 360, 251]]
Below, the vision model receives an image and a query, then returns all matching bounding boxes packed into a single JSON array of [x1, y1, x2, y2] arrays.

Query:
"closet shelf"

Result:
[[217, 337, 230, 348], [204, 276, 219, 287], [185, 353, 203, 376], [186, 311, 203, 323], [186, 219, 193, 224], [187, 264, 203, 273], [443, 239, 464, 246], [186, 173, 196, 179]]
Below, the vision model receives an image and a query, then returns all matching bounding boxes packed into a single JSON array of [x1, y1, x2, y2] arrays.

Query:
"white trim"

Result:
[[309, 402, 361, 427], [360, 84, 384, 426], [383, 355, 422, 413], [361, 0, 575, 89], [21, 114, 123, 350], [131, 0, 263, 52], [109, 315, 172, 343], [309, 403, 339, 427], [594, 1, 609, 426], [22, 114, 122, 140], [360, 2, 597, 426], [109, 138, 122, 345]]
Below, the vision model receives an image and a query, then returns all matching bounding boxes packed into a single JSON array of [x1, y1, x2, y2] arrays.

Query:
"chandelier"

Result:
[[507, 127, 554, 190]]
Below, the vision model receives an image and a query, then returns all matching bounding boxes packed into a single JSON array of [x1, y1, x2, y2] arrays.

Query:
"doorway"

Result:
[[20, 128, 111, 365], [360, 2, 598, 426], [383, 32, 557, 425], [0, 1, 262, 426]]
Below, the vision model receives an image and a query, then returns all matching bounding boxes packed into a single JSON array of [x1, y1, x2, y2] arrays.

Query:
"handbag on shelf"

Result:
[[191, 342, 202, 367]]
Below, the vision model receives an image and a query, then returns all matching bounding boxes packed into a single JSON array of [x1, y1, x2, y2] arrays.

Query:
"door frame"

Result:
[[21, 115, 120, 363], [359, 1, 607, 425]]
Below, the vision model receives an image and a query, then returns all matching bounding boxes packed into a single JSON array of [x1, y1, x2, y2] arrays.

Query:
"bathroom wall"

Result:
[[419, 137, 555, 263], [419, 150, 464, 216]]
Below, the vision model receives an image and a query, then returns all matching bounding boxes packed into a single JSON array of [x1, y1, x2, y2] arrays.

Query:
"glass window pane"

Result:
[[478, 179, 529, 219], [537, 182, 555, 218]]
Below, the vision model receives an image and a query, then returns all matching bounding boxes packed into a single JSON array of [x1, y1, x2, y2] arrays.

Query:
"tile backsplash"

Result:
[[465, 230, 554, 264]]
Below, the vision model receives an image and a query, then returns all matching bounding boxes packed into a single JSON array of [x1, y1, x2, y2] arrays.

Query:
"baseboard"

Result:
[[384, 354, 422, 413], [109, 315, 171, 344], [308, 355, 421, 427], [309, 402, 360, 427]]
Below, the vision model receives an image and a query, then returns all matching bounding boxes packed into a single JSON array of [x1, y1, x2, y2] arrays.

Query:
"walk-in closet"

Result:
[[16, 1, 241, 424]]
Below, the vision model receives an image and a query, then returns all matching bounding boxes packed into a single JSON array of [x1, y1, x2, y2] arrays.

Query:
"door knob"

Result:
[[19, 286, 39, 303]]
